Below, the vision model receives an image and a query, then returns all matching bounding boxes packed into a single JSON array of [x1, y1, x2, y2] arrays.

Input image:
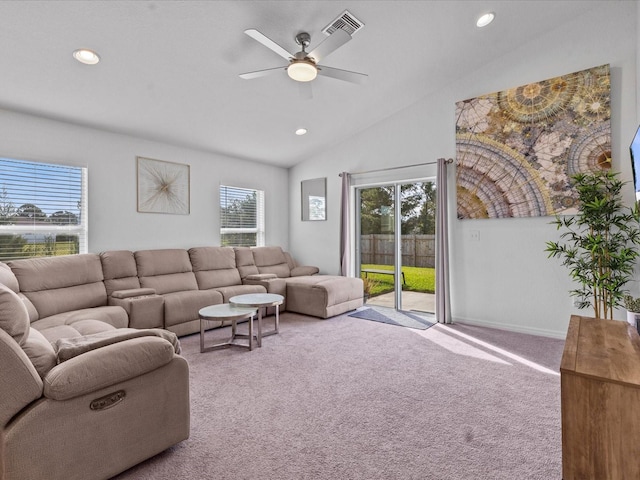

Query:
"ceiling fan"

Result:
[[239, 28, 368, 85]]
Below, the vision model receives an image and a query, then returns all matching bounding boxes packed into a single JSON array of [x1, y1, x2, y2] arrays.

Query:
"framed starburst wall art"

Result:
[[455, 64, 611, 219], [137, 156, 190, 214]]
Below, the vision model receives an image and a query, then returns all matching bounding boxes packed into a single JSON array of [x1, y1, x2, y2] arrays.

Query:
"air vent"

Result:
[[321, 10, 364, 37]]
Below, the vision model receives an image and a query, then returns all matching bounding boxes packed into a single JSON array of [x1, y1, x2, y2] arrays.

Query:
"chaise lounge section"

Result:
[[246, 246, 364, 318]]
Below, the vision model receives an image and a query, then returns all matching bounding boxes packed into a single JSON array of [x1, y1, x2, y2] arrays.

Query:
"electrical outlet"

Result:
[[470, 230, 480, 241]]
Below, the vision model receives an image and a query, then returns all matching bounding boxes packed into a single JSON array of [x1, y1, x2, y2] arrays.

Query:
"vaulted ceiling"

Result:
[[0, 1, 608, 167]]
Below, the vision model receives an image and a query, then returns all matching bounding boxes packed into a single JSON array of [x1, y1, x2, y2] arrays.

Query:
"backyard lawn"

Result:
[[360, 264, 435, 297]]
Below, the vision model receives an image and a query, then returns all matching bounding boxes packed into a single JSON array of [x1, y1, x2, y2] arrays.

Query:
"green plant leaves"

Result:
[[545, 170, 640, 319]]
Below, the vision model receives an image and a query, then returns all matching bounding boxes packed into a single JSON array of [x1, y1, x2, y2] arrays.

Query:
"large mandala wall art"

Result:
[[455, 64, 611, 219]]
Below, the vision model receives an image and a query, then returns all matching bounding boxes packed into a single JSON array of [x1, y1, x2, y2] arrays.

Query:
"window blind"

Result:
[[220, 185, 265, 247], [0, 157, 88, 261]]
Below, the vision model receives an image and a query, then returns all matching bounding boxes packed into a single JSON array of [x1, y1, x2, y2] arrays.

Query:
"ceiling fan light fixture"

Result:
[[287, 61, 318, 82]]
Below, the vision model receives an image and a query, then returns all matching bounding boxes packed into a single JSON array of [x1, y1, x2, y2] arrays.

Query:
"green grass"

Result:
[[361, 264, 435, 297]]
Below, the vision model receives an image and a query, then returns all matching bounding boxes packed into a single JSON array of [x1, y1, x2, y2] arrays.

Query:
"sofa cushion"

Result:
[[0, 283, 30, 346], [136, 249, 199, 294], [135, 249, 193, 277], [189, 247, 242, 289], [32, 306, 128, 333], [8, 254, 107, 319], [8, 254, 104, 291], [35, 319, 118, 344], [234, 247, 259, 279], [162, 290, 222, 328], [100, 250, 141, 296], [0, 262, 20, 292], [291, 265, 320, 276], [251, 246, 291, 278], [21, 327, 57, 378], [140, 272, 199, 294]]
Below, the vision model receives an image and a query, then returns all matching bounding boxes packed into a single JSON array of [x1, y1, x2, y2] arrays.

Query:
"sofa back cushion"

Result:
[[100, 250, 141, 296], [0, 283, 30, 346], [234, 247, 259, 279], [251, 246, 292, 278], [8, 254, 107, 319], [189, 247, 242, 289], [0, 262, 20, 292], [135, 249, 198, 294]]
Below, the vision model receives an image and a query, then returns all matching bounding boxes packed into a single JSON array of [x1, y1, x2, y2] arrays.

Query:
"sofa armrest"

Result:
[[290, 266, 319, 276], [111, 288, 156, 299], [43, 336, 175, 401], [108, 294, 164, 329], [54, 328, 180, 361], [245, 273, 278, 280], [243, 276, 286, 302]]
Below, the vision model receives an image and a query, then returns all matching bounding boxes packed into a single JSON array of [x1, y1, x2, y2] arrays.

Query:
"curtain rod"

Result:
[[338, 158, 453, 177]]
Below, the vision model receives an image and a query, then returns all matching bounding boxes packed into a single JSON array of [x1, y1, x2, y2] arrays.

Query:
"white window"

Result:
[[220, 185, 265, 247], [0, 158, 88, 261]]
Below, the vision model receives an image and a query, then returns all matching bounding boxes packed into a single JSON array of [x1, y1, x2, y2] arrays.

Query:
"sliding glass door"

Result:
[[356, 180, 436, 313]]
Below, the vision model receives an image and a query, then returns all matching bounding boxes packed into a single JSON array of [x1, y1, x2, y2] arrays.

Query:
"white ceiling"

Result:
[[0, 0, 609, 168]]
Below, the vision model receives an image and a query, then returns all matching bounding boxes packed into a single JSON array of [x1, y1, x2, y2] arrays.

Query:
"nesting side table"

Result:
[[198, 304, 258, 352], [229, 293, 284, 347]]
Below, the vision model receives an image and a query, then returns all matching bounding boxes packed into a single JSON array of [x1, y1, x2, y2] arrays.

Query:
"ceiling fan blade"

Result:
[[317, 65, 368, 84], [307, 29, 351, 63], [239, 66, 287, 80], [244, 29, 293, 60]]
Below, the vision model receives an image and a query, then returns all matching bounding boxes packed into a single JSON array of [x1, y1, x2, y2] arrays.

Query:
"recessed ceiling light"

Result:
[[295, 128, 308, 136], [73, 48, 100, 65], [476, 12, 495, 28]]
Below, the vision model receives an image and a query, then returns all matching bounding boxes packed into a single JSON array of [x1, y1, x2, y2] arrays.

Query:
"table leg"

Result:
[[249, 313, 254, 351], [200, 318, 205, 353], [257, 307, 263, 347]]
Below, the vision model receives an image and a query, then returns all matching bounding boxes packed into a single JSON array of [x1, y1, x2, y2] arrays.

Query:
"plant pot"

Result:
[[627, 310, 640, 327]]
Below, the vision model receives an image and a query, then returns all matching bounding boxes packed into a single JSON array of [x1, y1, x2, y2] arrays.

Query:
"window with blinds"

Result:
[[220, 185, 265, 247], [0, 158, 88, 261]]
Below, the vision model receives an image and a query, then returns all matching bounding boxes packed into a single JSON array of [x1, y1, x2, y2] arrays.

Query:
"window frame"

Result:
[[0, 157, 88, 261], [219, 185, 265, 247]]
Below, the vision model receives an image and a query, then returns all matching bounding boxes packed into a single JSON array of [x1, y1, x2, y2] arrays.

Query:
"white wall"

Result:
[[289, 1, 638, 338], [0, 109, 289, 253]]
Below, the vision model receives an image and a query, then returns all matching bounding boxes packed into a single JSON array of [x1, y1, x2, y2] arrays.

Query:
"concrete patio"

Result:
[[367, 290, 435, 314]]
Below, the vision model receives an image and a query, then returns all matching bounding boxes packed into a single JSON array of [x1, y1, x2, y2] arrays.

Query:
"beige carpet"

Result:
[[112, 312, 564, 480]]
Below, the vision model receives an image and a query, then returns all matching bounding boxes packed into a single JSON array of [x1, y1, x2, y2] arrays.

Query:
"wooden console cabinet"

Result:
[[560, 315, 640, 479]]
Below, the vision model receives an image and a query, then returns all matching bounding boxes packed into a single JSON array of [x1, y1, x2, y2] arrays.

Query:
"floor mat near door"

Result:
[[349, 306, 435, 330]]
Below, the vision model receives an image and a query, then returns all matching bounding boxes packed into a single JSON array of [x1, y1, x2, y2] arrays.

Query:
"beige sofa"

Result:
[[2, 245, 361, 337], [0, 245, 361, 479], [0, 266, 190, 480]]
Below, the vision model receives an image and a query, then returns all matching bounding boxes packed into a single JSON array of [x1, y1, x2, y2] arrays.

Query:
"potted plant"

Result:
[[546, 170, 640, 320], [624, 295, 640, 326]]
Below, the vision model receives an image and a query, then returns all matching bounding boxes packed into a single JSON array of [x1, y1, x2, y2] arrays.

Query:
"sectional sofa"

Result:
[[3, 245, 363, 340], [0, 245, 362, 480]]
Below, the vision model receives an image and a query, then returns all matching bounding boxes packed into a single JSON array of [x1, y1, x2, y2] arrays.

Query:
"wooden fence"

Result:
[[360, 234, 435, 268]]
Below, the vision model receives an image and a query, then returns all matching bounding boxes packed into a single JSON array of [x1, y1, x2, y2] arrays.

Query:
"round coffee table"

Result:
[[229, 293, 284, 347], [198, 304, 258, 352]]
